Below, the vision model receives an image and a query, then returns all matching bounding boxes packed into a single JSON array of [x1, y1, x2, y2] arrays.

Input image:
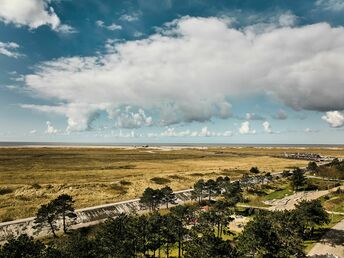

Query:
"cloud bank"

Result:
[[22, 16, 344, 131]]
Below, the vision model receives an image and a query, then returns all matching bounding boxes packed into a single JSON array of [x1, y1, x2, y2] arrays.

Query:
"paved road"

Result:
[[264, 186, 344, 211], [308, 219, 344, 258]]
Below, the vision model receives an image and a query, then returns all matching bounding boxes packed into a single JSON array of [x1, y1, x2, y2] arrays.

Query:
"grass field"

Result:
[[0, 146, 343, 222]]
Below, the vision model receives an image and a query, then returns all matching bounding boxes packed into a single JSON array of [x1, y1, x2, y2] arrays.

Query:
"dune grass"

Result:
[[0, 146, 342, 221]]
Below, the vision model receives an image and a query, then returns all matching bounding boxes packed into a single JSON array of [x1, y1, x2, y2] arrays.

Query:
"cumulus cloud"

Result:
[[322, 111, 344, 128], [0, 41, 21, 58], [274, 109, 288, 120], [114, 107, 153, 128], [0, 0, 74, 32], [262, 121, 272, 133], [157, 126, 232, 137], [96, 20, 122, 31], [239, 121, 256, 135], [246, 112, 265, 120], [316, 0, 344, 11], [22, 16, 344, 131], [45, 121, 57, 134], [21, 103, 101, 132], [278, 11, 297, 27], [119, 13, 140, 22]]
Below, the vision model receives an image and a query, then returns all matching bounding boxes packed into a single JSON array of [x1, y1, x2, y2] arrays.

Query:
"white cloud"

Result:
[[274, 109, 288, 120], [29, 129, 37, 134], [119, 13, 140, 22], [0, 0, 74, 32], [316, 0, 344, 11], [56, 24, 78, 34], [22, 16, 344, 131], [45, 121, 57, 134], [157, 126, 232, 137], [322, 111, 344, 128], [114, 107, 153, 129], [0, 41, 21, 58], [278, 11, 297, 27], [239, 121, 256, 135], [246, 112, 264, 120], [21, 103, 102, 132], [96, 20, 122, 31], [304, 128, 319, 133], [133, 31, 144, 37], [262, 121, 272, 133]]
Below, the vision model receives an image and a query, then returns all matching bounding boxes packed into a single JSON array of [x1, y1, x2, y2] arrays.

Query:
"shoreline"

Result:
[[1, 142, 344, 149]]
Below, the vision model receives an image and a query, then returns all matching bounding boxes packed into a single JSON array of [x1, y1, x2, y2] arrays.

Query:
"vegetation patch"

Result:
[[119, 180, 132, 186], [0, 187, 14, 195], [168, 174, 187, 180], [110, 184, 128, 195], [150, 177, 171, 185], [263, 187, 293, 201], [31, 183, 42, 189]]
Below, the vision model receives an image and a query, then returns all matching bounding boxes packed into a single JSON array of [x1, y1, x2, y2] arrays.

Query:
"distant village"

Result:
[[283, 152, 335, 162]]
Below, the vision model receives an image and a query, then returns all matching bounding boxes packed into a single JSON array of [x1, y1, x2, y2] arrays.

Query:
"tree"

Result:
[[57, 231, 99, 258], [170, 205, 195, 258], [192, 179, 205, 204], [223, 181, 243, 205], [140, 187, 163, 211], [282, 170, 291, 177], [34, 202, 59, 237], [249, 166, 260, 174], [204, 179, 218, 201], [96, 214, 137, 257], [238, 211, 305, 258], [0, 234, 46, 258], [160, 214, 178, 258], [53, 194, 77, 233], [161, 186, 177, 208], [307, 161, 318, 172], [290, 168, 307, 191], [294, 199, 330, 238], [184, 234, 236, 258]]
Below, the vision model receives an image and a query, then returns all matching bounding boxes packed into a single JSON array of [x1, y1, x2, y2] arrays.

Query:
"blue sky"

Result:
[[1, 0, 344, 144]]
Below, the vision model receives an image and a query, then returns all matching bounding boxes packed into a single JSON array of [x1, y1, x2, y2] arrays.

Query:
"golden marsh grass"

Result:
[[0, 146, 343, 221]]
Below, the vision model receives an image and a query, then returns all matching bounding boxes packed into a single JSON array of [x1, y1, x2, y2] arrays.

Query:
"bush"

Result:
[[282, 170, 291, 177], [119, 180, 132, 186], [304, 183, 318, 191], [250, 167, 260, 174], [0, 187, 14, 195], [31, 183, 41, 189], [168, 174, 186, 180], [150, 177, 171, 185]]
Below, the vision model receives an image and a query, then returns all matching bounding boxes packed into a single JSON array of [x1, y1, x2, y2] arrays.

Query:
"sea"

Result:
[[0, 142, 343, 148]]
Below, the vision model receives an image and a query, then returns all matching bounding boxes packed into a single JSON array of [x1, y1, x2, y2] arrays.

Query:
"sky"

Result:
[[1, 0, 344, 144]]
